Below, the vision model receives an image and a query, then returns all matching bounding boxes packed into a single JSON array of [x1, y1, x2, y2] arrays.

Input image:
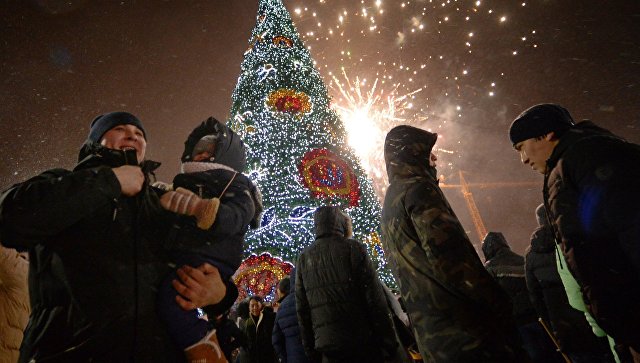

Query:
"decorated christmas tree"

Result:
[[228, 0, 393, 297]]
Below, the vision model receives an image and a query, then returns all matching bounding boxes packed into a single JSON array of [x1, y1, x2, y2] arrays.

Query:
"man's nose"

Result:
[[520, 152, 529, 164], [124, 129, 138, 140]]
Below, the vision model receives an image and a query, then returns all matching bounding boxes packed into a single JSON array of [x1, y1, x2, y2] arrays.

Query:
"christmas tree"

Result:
[[228, 0, 393, 296]]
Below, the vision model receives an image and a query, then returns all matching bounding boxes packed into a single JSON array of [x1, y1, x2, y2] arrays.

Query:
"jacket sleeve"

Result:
[[0, 167, 121, 249], [351, 241, 398, 358], [405, 181, 512, 317], [295, 258, 318, 361], [204, 181, 255, 237], [271, 316, 286, 363], [0, 245, 29, 294]]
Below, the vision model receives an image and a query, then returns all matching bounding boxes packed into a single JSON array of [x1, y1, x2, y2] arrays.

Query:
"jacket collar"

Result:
[[546, 121, 620, 172], [75, 142, 160, 174]]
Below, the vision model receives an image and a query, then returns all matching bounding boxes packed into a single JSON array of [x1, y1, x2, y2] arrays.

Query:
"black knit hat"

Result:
[[509, 104, 575, 145], [88, 112, 146, 143]]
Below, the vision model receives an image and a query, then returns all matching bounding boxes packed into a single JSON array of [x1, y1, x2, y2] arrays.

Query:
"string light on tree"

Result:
[[227, 0, 393, 294]]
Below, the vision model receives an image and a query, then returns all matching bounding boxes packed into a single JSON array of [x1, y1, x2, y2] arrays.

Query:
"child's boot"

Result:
[[184, 329, 228, 363]]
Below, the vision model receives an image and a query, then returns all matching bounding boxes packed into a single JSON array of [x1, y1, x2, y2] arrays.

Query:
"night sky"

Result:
[[1, 0, 639, 254]]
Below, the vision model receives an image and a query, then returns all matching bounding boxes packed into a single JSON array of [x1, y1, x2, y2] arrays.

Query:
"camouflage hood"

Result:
[[384, 125, 438, 181], [313, 206, 352, 239], [481, 231, 510, 261]]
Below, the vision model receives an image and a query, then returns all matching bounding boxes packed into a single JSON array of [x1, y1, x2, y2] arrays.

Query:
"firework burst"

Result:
[[330, 68, 423, 198]]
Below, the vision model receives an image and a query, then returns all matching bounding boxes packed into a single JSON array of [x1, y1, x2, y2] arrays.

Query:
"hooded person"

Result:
[[272, 268, 311, 363], [0, 111, 228, 362], [482, 232, 559, 363], [482, 232, 538, 330], [380, 125, 528, 362], [296, 206, 398, 363], [509, 103, 640, 361], [154, 116, 263, 363]]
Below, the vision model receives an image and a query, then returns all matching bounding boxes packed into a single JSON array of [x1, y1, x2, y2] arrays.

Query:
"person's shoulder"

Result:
[[17, 167, 72, 184], [263, 306, 275, 316], [344, 237, 366, 250], [561, 123, 626, 154], [405, 177, 438, 195]]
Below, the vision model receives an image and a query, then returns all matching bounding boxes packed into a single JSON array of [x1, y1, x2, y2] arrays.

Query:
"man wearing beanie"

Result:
[[509, 103, 640, 361], [0, 111, 230, 362], [381, 125, 528, 362]]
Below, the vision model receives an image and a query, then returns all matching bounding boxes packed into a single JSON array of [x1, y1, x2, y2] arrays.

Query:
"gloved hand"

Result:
[[160, 187, 220, 230]]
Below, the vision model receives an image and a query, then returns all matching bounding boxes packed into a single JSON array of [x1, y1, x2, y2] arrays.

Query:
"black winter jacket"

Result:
[[0, 144, 181, 362], [245, 307, 277, 363], [272, 270, 310, 363], [543, 121, 640, 349], [295, 207, 397, 361], [482, 232, 537, 326]]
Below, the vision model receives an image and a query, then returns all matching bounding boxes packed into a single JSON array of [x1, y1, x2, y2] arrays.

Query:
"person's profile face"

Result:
[[428, 152, 437, 168], [514, 135, 555, 174], [100, 124, 147, 162]]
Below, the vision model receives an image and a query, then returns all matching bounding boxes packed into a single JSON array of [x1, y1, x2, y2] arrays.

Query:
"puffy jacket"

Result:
[[381, 125, 525, 362], [0, 143, 182, 362], [0, 246, 29, 363], [543, 121, 640, 350], [296, 206, 397, 361], [272, 270, 310, 363], [482, 232, 537, 326], [167, 167, 257, 273]]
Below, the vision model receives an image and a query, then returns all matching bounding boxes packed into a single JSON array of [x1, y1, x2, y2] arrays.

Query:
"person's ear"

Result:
[[544, 132, 556, 141]]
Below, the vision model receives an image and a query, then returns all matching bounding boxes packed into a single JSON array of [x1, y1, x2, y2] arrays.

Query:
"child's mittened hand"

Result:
[[160, 187, 220, 229]]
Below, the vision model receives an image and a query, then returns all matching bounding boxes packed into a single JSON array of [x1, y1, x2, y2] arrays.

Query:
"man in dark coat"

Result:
[[0, 112, 230, 362], [526, 204, 614, 362], [510, 103, 640, 359], [245, 295, 277, 363], [482, 231, 559, 362], [272, 269, 310, 363], [296, 206, 398, 363], [381, 125, 527, 362]]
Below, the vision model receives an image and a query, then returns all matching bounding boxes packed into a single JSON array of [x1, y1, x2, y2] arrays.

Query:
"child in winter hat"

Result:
[[154, 117, 262, 363]]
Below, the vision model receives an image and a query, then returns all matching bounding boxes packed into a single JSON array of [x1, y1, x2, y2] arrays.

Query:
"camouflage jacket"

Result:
[[381, 125, 525, 362]]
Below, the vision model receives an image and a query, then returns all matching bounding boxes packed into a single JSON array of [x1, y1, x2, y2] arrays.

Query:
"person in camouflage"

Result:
[[381, 125, 528, 362]]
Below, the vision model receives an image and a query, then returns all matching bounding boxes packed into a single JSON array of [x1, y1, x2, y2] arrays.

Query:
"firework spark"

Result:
[[329, 68, 423, 197]]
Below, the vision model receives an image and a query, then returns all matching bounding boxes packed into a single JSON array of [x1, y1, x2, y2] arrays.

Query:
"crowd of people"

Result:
[[1, 103, 639, 363]]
